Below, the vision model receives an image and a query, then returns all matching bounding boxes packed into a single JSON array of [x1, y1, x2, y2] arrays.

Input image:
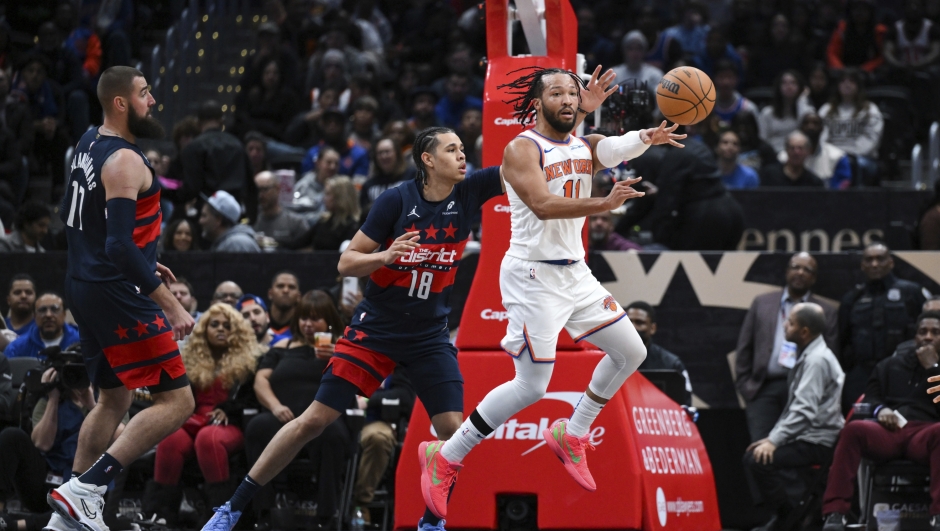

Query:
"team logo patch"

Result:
[[602, 295, 618, 312], [447, 201, 455, 210]]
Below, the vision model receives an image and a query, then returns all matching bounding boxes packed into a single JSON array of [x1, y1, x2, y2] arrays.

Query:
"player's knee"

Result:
[[514, 376, 550, 406], [294, 413, 329, 441]]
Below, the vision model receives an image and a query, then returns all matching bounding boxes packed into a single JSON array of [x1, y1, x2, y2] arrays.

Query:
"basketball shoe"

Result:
[[418, 441, 461, 518], [417, 518, 447, 530], [200, 502, 241, 531], [47, 478, 109, 531], [542, 420, 597, 491], [41, 512, 68, 531]]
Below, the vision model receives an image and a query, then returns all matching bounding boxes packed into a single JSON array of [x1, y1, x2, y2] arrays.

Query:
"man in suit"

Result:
[[735, 252, 839, 441]]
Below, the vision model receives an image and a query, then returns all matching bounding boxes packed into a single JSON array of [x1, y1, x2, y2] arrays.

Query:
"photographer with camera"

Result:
[[0, 355, 123, 531], [4, 294, 79, 361]]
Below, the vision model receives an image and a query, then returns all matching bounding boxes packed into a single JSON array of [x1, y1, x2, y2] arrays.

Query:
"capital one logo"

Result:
[[493, 204, 511, 213], [480, 308, 509, 321], [494, 117, 523, 126]]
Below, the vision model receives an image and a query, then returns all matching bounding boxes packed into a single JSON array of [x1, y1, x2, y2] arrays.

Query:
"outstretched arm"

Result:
[[590, 121, 686, 172]]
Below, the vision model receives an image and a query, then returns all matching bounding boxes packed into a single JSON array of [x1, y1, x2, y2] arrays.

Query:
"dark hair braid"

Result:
[[498, 67, 585, 127], [412, 126, 455, 188]]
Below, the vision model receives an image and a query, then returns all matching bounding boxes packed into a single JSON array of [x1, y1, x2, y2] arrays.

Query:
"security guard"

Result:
[[839, 243, 929, 411]]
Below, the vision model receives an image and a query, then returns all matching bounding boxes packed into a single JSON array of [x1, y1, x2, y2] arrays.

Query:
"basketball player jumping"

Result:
[[48, 66, 196, 531], [419, 67, 685, 518]]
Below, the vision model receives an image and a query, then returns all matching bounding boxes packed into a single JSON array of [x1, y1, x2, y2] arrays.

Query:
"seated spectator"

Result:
[[166, 115, 200, 186], [408, 87, 441, 133], [804, 63, 832, 113], [434, 73, 482, 130], [576, 6, 617, 71], [12, 54, 70, 189], [885, 0, 940, 72], [692, 26, 744, 80], [589, 211, 640, 251], [349, 96, 381, 153], [749, 13, 811, 87], [284, 177, 360, 251], [920, 180, 940, 250], [169, 278, 201, 321], [0, 111, 22, 202], [0, 202, 50, 253], [383, 120, 416, 163], [5, 274, 37, 336], [360, 137, 415, 212], [760, 131, 825, 187], [148, 303, 260, 523], [245, 291, 350, 528], [300, 109, 369, 180], [777, 112, 853, 189], [827, 0, 888, 73], [160, 218, 201, 252], [244, 132, 271, 179], [33, 21, 88, 142], [431, 45, 484, 99], [743, 303, 844, 531], [293, 145, 340, 221], [715, 130, 759, 189], [664, 0, 711, 58], [818, 69, 884, 162], [233, 59, 302, 142], [627, 301, 692, 406], [199, 191, 261, 253], [636, 6, 683, 72], [611, 31, 664, 97], [758, 71, 812, 153], [712, 60, 758, 124], [734, 111, 782, 171], [0, 68, 32, 203], [212, 282, 244, 308], [736, 252, 839, 441], [237, 295, 274, 349], [457, 108, 482, 170], [267, 272, 301, 342], [839, 242, 928, 410], [253, 171, 308, 249], [4, 293, 79, 359], [822, 311, 940, 531], [284, 88, 340, 149], [242, 22, 301, 96]]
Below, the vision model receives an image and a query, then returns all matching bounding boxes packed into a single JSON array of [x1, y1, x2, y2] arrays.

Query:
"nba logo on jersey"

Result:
[[602, 295, 618, 312]]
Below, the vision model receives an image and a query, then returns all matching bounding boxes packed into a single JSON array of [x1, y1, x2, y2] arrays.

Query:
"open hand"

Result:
[[751, 440, 777, 465], [579, 65, 619, 114], [640, 121, 686, 147], [604, 177, 646, 210], [927, 375, 940, 402]]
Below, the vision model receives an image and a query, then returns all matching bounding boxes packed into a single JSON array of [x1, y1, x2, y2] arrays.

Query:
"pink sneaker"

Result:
[[542, 420, 596, 491], [418, 441, 462, 518]]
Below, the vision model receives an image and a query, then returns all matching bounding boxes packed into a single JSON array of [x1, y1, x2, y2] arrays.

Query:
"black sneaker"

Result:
[[822, 513, 845, 531]]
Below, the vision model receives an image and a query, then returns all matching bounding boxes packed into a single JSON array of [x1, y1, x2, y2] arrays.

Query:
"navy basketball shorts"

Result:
[[317, 303, 463, 418], [66, 277, 189, 392]]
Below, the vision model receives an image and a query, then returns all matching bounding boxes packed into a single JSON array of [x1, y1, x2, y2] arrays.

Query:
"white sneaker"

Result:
[[47, 478, 110, 531], [42, 512, 69, 531]]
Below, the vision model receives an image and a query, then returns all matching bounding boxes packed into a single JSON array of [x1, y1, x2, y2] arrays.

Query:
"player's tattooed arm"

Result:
[[101, 149, 150, 200], [338, 230, 420, 278]]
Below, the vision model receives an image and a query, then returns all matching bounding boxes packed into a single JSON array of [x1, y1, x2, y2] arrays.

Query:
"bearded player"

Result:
[[419, 66, 686, 518], [47, 66, 196, 531]]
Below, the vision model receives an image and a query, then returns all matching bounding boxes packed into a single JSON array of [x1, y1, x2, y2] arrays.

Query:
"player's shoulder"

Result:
[[101, 147, 147, 171]]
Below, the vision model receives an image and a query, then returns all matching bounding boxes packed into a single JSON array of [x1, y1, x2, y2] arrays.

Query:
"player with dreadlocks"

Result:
[[418, 66, 686, 518]]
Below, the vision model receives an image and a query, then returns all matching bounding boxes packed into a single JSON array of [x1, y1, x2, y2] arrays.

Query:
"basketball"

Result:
[[655, 67, 715, 126]]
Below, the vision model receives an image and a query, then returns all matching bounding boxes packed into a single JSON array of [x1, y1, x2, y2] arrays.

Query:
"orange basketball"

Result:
[[655, 67, 715, 126]]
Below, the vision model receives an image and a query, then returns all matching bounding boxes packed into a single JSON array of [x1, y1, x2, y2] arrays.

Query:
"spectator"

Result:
[[284, 177, 360, 251], [743, 303, 844, 531], [233, 59, 302, 142], [840, 243, 928, 410], [5, 275, 37, 336], [733, 111, 779, 171], [352, 369, 415, 526], [611, 31, 664, 97], [267, 272, 301, 342], [284, 88, 340, 149], [160, 218, 201, 252], [434, 73, 482, 130], [244, 132, 271, 180], [245, 291, 350, 529], [382, 120, 416, 163], [749, 13, 811, 87], [692, 26, 744, 80], [0, 67, 33, 201], [4, 293, 79, 360], [920, 179, 940, 250], [212, 281, 244, 308], [33, 21, 88, 142], [199, 191, 262, 253], [306, 50, 351, 105], [827, 0, 888, 73], [712, 59, 758, 123], [146, 148, 179, 219], [576, 6, 617, 71], [627, 301, 692, 406], [180, 101, 254, 222], [0, 202, 50, 253], [253, 171, 308, 249], [636, 6, 683, 72], [818, 68, 884, 162], [664, 0, 711, 58], [166, 115, 200, 186], [293, 145, 340, 220], [12, 54, 70, 191], [735, 252, 839, 442], [299, 109, 369, 180], [716, 130, 760, 189], [457, 108, 482, 170], [408, 87, 441, 133], [360, 137, 415, 212], [760, 131, 825, 187], [589, 211, 640, 251], [885, 0, 940, 72], [758, 70, 812, 153], [237, 295, 274, 349], [148, 303, 260, 523], [779, 112, 853, 189], [431, 45, 484, 99], [804, 62, 833, 113], [243, 22, 301, 96], [822, 311, 940, 531], [169, 278, 200, 321], [349, 96, 381, 152]]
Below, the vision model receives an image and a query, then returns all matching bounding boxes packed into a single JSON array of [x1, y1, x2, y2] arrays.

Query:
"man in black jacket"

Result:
[[626, 301, 692, 406], [822, 311, 940, 531]]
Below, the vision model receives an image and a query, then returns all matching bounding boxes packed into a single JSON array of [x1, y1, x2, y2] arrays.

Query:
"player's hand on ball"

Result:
[[641, 121, 686, 147], [604, 177, 645, 210], [384, 231, 420, 264]]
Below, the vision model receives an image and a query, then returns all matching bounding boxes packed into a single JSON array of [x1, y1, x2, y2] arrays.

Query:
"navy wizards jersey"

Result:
[[358, 166, 502, 320], [61, 129, 160, 282]]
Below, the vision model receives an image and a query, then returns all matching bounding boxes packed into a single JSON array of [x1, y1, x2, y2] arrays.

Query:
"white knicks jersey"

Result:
[[505, 129, 594, 261]]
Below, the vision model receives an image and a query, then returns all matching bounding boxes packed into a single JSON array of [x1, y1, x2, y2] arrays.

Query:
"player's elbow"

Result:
[[104, 235, 131, 268], [529, 200, 551, 220], [337, 252, 354, 277]]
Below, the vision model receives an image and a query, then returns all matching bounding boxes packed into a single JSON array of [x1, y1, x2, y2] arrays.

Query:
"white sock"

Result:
[[441, 417, 487, 463], [566, 393, 604, 438]]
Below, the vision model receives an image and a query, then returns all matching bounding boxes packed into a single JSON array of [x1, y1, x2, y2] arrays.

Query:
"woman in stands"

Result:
[[146, 304, 260, 525], [818, 68, 884, 183], [758, 70, 812, 153], [360, 137, 416, 214], [160, 218, 202, 252], [284, 177, 361, 251], [243, 291, 349, 529]]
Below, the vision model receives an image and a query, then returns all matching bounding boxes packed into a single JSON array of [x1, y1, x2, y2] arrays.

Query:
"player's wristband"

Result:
[[596, 130, 651, 167], [105, 198, 162, 295]]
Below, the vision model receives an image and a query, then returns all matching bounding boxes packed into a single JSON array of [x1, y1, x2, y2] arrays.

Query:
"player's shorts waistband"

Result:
[[537, 259, 581, 266]]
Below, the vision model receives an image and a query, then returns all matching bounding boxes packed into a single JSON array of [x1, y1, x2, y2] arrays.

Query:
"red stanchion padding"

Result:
[[395, 350, 644, 530], [618, 376, 723, 531]]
